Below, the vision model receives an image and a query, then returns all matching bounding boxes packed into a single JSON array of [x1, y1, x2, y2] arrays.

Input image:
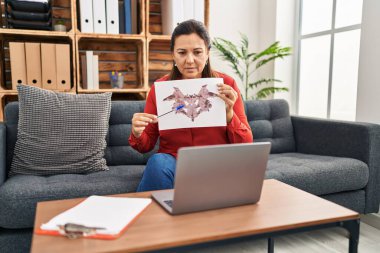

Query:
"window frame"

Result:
[[295, 0, 362, 118]]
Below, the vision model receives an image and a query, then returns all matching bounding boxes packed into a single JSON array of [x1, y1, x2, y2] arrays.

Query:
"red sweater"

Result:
[[129, 72, 253, 157]]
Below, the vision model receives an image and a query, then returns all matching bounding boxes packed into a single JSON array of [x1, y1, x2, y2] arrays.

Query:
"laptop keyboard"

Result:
[[164, 200, 173, 207]]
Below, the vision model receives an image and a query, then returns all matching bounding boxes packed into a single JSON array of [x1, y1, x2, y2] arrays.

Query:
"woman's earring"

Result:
[[205, 60, 208, 65], [174, 63, 177, 67]]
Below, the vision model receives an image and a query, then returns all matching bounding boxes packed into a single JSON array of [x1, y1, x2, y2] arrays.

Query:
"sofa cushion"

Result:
[[5, 101, 158, 174], [9, 85, 112, 176], [245, 99, 296, 153], [322, 190, 365, 213], [105, 101, 158, 166], [5, 102, 20, 174], [0, 165, 145, 229], [266, 153, 369, 195]]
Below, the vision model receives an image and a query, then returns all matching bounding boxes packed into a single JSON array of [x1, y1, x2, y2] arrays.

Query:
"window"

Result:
[[297, 0, 363, 120]]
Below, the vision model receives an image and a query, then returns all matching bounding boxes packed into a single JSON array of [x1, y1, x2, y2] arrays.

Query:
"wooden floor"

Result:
[[179, 222, 380, 253]]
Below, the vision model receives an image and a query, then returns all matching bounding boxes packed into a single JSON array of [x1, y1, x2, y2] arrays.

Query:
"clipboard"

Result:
[[35, 196, 152, 240]]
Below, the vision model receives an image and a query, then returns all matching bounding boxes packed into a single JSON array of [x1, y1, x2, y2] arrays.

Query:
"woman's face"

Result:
[[172, 33, 209, 79]]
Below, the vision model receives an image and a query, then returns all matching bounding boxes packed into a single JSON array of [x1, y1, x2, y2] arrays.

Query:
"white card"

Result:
[[155, 78, 227, 130]]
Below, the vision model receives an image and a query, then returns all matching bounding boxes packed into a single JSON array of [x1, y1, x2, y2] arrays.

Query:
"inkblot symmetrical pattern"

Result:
[[162, 85, 218, 121]]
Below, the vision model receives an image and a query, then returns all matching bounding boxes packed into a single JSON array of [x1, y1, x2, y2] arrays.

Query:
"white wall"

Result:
[[209, 0, 296, 111], [209, 0, 259, 97], [255, 0, 276, 100], [273, 0, 297, 114], [355, 0, 380, 124]]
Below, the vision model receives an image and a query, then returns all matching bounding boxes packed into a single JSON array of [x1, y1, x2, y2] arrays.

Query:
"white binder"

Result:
[[86, 51, 94, 90], [106, 0, 119, 34], [93, 55, 99, 90], [79, 0, 94, 33], [93, 0, 107, 34]]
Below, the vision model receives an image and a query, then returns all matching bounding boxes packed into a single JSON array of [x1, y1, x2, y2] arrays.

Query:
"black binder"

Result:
[[7, 18, 52, 30], [10, 10, 51, 22], [7, 0, 51, 13]]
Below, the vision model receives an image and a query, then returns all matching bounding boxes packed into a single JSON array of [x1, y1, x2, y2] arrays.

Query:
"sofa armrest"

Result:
[[291, 116, 380, 213], [0, 123, 5, 186]]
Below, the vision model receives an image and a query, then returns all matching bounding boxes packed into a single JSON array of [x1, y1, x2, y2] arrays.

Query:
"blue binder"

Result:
[[124, 0, 132, 34]]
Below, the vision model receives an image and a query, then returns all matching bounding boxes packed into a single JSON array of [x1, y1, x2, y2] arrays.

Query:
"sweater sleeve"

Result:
[[128, 86, 160, 153], [226, 79, 254, 143]]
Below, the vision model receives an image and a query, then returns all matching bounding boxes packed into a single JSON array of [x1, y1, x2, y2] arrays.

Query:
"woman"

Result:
[[129, 19, 253, 192]]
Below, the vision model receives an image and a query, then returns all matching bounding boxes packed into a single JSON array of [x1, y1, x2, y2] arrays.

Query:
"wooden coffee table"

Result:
[[31, 179, 360, 253]]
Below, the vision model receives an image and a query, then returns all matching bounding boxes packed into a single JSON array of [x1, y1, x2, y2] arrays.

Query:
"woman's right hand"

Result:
[[131, 113, 158, 138]]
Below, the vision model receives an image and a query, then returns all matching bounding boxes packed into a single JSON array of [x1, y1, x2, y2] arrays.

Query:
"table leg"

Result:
[[268, 237, 274, 253], [341, 219, 360, 253]]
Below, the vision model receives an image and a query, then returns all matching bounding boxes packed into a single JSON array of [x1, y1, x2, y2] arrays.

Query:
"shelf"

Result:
[[78, 88, 148, 94], [0, 28, 74, 37], [0, 0, 210, 121], [147, 0, 163, 36], [76, 37, 146, 92], [0, 37, 76, 92], [147, 39, 171, 85], [73, 0, 145, 36], [0, 91, 17, 95], [147, 34, 171, 41], [0, 92, 18, 121], [0, 87, 76, 93], [0, 0, 74, 32], [76, 32, 145, 40]]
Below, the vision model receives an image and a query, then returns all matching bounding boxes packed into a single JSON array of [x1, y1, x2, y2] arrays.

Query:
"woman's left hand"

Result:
[[217, 83, 238, 123]]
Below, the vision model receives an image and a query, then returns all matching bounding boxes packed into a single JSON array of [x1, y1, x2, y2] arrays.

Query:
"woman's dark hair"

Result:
[[168, 19, 218, 80]]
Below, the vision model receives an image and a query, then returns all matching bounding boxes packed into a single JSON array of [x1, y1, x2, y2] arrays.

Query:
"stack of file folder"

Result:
[[9, 42, 71, 91], [5, 0, 52, 30]]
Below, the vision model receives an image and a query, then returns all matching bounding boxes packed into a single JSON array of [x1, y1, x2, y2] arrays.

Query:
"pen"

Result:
[[110, 71, 119, 82], [158, 104, 185, 118], [62, 223, 106, 231]]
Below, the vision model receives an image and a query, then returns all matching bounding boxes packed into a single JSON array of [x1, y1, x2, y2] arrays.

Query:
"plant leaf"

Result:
[[251, 41, 280, 62], [249, 79, 282, 88], [255, 87, 289, 99], [247, 52, 256, 58], [255, 50, 291, 69], [255, 55, 279, 69], [251, 42, 291, 63], [212, 38, 244, 80], [212, 35, 291, 100], [213, 37, 243, 58], [240, 33, 249, 58]]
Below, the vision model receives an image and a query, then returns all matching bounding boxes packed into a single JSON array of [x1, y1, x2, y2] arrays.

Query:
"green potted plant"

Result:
[[212, 33, 291, 100], [54, 20, 67, 32]]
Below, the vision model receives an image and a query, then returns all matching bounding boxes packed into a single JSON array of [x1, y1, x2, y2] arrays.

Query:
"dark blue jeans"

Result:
[[136, 153, 177, 192]]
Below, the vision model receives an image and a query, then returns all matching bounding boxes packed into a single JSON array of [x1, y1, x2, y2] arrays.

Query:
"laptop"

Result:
[[152, 142, 271, 215]]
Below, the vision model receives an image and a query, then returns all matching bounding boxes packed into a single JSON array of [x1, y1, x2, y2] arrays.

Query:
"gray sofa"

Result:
[[0, 99, 380, 253]]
